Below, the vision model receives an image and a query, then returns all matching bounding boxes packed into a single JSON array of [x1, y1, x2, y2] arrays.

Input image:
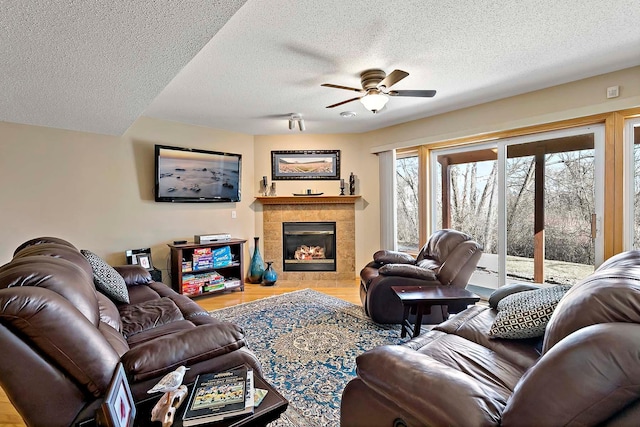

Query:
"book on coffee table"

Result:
[[182, 365, 254, 426]]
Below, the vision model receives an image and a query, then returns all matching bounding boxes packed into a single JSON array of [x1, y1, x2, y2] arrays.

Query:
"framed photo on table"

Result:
[[271, 150, 340, 180], [137, 254, 151, 270], [126, 248, 154, 271], [97, 363, 136, 427]]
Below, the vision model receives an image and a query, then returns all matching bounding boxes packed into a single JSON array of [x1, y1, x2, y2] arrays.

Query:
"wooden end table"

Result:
[[391, 286, 480, 338], [82, 370, 288, 427]]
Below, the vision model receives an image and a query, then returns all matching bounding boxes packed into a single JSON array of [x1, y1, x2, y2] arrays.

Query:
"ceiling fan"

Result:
[[321, 69, 436, 114]]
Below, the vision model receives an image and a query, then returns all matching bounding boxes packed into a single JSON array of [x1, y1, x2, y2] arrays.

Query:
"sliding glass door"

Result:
[[625, 117, 640, 249], [432, 143, 498, 288], [432, 125, 604, 288]]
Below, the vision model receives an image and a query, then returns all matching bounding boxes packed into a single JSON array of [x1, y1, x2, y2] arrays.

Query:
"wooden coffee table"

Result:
[[391, 286, 480, 338]]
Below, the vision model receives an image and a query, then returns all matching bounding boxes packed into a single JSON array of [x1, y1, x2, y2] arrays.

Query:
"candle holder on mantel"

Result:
[[340, 178, 345, 195], [349, 172, 356, 195]]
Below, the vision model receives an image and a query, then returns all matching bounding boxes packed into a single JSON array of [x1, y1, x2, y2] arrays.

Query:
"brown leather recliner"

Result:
[[0, 237, 262, 427], [360, 229, 483, 324], [342, 250, 640, 426]]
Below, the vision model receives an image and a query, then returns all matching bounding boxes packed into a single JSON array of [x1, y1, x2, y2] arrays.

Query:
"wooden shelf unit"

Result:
[[168, 239, 246, 297]]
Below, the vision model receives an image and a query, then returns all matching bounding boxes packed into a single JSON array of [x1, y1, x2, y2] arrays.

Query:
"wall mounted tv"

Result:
[[155, 145, 241, 203]]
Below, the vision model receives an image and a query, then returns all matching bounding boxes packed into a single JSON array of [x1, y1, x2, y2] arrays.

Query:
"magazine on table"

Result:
[[182, 365, 254, 426]]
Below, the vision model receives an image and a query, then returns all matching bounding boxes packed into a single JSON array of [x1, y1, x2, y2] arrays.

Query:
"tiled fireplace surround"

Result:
[[259, 196, 358, 281]]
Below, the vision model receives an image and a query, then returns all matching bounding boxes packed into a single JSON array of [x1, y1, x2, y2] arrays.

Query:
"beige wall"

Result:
[[1, 66, 638, 283], [0, 117, 255, 284]]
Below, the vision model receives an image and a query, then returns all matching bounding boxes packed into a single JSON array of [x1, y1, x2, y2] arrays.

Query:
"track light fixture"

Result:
[[288, 114, 305, 132]]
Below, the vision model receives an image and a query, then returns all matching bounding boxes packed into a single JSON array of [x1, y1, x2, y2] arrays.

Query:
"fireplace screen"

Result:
[[282, 222, 336, 271]]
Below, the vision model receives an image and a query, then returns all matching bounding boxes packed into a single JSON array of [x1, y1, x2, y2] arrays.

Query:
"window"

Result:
[[625, 117, 640, 249], [396, 152, 419, 252]]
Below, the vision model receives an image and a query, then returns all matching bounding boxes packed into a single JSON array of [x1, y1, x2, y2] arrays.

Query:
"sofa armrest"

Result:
[[373, 250, 416, 265], [355, 345, 504, 426], [488, 282, 542, 309], [113, 265, 151, 286], [121, 322, 246, 382], [378, 264, 438, 281]]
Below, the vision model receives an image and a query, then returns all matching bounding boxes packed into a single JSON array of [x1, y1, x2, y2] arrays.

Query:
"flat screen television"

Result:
[[155, 144, 241, 203]]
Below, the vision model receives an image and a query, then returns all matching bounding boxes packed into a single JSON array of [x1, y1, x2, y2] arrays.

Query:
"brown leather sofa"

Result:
[[360, 229, 482, 324], [0, 237, 262, 427], [342, 250, 640, 426]]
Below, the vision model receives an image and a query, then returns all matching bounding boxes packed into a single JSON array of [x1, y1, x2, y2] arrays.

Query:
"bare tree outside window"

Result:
[[396, 155, 419, 252], [436, 145, 595, 285]]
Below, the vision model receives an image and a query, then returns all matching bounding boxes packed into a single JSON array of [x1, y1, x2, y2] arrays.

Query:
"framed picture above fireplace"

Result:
[[271, 150, 340, 180]]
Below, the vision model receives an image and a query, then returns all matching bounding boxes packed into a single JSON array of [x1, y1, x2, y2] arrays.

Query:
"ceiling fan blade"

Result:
[[389, 89, 437, 97], [326, 97, 361, 108], [379, 69, 409, 89], [321, 83, 365, 93]]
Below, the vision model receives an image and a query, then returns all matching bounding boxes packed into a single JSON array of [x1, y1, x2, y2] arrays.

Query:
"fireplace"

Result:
[[282, 222, 336, 272]]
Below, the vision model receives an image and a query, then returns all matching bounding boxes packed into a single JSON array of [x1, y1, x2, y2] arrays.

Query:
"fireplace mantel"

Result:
[[255, 195, 360, 205]]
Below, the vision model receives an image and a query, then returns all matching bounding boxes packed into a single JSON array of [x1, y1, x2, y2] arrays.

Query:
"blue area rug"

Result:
[[208, 289, 404, 427]]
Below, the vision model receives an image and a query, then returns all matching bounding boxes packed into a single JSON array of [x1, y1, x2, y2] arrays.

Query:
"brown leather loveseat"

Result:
[[360, 229, 482, 325], [342, 250, 640, 426], [0, 237, 261, 427]]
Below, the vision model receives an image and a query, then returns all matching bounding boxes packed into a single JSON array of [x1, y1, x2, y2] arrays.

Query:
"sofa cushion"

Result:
[[81, 249, 130, 303], [503, 323, 640, 426], [119, 297, 184, 339], [121, 322, 246, 382], [0, 256, 100, 326], [415, 258, 440, 271], [543, 267, 640, 353], [489, 285, 571, 339], [434, 305, 541, 370]]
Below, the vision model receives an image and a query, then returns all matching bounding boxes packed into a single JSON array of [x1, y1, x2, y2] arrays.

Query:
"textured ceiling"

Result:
[[0, 0, 247, 135], [2, 1, 640, 136]]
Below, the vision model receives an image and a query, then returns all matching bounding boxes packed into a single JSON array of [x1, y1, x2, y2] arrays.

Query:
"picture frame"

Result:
[[97, 363, 136, 427], [271, 150, 340, 180], [137, 254, 152, 270], [126, 248, 154, 271]]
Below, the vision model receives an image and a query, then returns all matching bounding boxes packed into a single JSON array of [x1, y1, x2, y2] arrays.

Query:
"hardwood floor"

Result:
[[0, 280, 361, 427]]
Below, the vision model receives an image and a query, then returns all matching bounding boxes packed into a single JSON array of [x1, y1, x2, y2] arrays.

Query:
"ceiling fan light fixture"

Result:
[[360, 93, 389, 113]]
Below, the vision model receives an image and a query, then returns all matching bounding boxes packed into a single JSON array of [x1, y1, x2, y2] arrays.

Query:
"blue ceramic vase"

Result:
[[262, 261, 278, 286], [248, 237, 265, 284]]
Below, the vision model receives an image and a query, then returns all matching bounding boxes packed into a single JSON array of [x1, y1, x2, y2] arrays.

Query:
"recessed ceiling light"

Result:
[[340, 111, 357, 118]]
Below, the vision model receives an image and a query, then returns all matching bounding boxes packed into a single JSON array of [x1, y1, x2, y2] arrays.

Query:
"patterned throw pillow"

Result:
[[488, 285, 572, 339], [81, 249, 130, 304]]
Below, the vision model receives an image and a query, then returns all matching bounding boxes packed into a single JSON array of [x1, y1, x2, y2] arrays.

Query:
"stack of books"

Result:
[[192, 248, 213, 271], [182, 365, 267, 426], [182, 271, 225, 296]]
